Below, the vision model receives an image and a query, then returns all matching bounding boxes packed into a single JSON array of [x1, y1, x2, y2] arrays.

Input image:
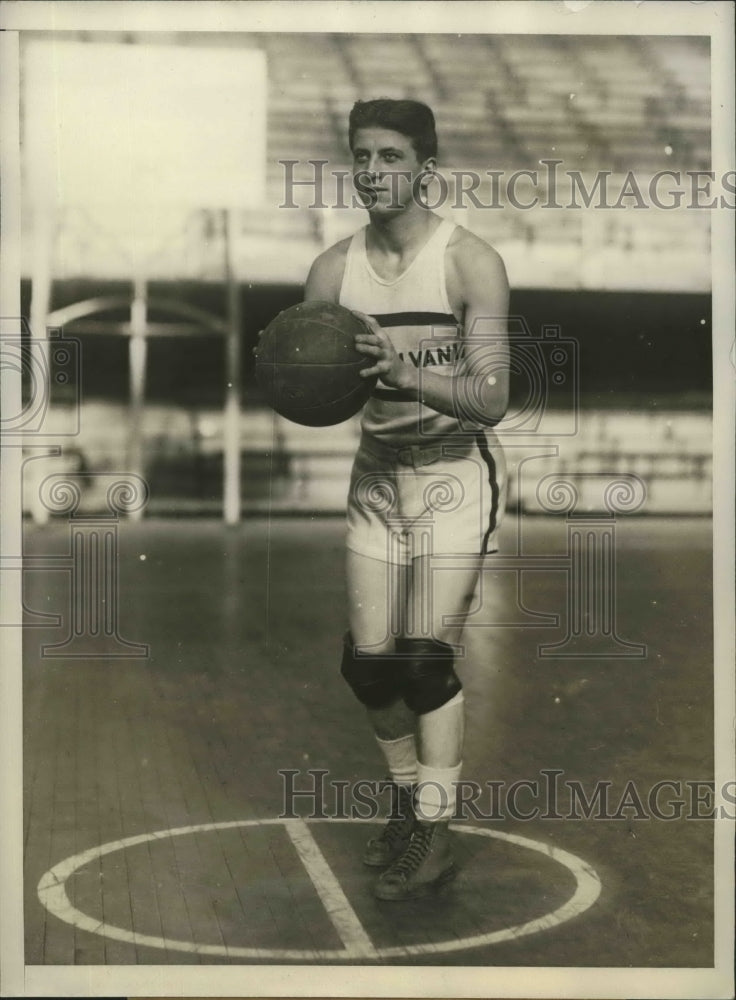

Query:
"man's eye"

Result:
[[383, 153, 399, 163]]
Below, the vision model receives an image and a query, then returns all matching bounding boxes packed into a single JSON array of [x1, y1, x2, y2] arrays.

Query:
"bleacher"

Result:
[[258, 33, 710, 176], [260, 33, 711, 290], [20, 32, 714, 521], [25, 403, 711, 518], [28, 32, 712, 290]]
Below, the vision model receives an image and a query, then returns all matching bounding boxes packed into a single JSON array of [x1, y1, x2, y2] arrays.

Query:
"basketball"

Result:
[[255, 301, 378, 426]]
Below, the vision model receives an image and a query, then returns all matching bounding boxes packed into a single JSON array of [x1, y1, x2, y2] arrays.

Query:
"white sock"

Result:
[[375, 733, 418, 787], [415, 761, 463, 822]]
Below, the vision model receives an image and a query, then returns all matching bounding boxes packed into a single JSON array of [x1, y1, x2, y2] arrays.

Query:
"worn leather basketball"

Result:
[[255, 301, 377, 426]]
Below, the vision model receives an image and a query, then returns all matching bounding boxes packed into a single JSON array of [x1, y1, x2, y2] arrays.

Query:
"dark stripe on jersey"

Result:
[[372, 387, 416, 402], [371, 312, 458, 328], [475, 432, 499, 555]]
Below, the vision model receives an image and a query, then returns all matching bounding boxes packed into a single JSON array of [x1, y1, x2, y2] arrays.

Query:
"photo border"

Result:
[[1, 2, 733, 998]]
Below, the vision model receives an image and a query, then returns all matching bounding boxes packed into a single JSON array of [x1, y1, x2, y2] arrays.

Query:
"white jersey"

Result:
[[339, 218, 475, 446]]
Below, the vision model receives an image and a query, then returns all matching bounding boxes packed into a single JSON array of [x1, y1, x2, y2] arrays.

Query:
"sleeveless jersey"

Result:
[[339, 218, 475, 446]]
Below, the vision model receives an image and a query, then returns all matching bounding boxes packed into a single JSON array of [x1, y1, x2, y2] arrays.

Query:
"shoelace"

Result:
[[379, 812, 413, 846], [375, 786, 413, 843], [387, 824, 434, 876]]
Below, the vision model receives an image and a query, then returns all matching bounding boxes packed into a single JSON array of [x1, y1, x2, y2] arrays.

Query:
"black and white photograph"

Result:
[[0, 2, 734, 998]]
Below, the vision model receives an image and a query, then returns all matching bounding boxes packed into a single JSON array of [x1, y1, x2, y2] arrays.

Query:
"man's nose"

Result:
[[366, 154, 381, 177]]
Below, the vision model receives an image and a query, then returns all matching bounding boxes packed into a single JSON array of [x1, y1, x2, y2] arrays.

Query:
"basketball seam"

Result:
[[277, 380, 375, 412], [271, 316, 371, 339]]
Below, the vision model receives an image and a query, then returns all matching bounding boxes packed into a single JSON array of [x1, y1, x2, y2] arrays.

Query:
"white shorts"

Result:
[[346, 431, 507, 566]]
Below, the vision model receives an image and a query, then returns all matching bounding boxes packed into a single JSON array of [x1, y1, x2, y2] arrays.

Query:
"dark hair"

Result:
[[348, 99, 438, 162]]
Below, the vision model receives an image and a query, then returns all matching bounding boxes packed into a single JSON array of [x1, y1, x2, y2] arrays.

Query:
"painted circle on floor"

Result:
[[37, 817, 601, 960]]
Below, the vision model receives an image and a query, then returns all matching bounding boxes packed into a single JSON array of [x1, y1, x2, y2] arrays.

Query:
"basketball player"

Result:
[[304, 99, 509, 900]]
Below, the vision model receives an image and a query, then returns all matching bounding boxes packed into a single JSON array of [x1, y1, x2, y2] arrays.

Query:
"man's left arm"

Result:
[[354, 238, 510, 427]]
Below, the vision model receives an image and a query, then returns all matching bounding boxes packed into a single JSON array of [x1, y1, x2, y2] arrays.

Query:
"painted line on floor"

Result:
[[37, 817, 602, 961], [285, 819, 378, 960]]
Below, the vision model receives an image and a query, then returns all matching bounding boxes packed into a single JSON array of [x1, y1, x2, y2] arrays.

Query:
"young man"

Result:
[[304, 99, 509, 900]]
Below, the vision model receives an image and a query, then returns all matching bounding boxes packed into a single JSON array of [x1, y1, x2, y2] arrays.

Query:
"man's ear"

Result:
[[420, 158, 437, 188]]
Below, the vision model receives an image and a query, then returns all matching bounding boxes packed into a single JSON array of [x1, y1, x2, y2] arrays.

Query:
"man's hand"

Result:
[[352, 311, 410, 390]]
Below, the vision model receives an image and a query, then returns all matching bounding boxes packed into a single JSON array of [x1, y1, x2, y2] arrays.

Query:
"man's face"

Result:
[[351, 127, 433, 213]]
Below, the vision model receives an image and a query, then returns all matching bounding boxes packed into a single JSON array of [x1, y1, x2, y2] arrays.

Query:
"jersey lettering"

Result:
[[397, 342, 465, 368]]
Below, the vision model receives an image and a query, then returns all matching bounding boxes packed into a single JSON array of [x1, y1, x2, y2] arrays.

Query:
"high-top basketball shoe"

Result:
[[373, 818, 457, 900], [363, 782, 415, 868]]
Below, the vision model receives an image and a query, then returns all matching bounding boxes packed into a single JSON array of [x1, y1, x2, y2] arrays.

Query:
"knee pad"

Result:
[[340, 632, 402, 710], [396, 637, 462, 715]]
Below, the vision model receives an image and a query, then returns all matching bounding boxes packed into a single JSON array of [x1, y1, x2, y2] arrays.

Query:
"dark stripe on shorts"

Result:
[[371, 312, 458, 328], [475, 432, 499, 555]]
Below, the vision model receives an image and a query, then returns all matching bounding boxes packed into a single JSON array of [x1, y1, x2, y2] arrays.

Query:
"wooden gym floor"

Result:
[[21, 514, 714, 967]]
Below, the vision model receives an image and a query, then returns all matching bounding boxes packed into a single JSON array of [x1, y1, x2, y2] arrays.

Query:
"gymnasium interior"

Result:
[[11, 27, 725, 977]]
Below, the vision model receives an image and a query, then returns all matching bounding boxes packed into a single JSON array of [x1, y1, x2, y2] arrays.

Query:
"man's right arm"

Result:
[[304, 241, 349, 303]]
